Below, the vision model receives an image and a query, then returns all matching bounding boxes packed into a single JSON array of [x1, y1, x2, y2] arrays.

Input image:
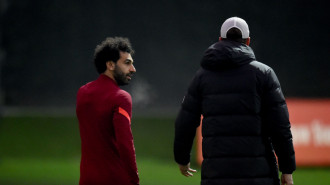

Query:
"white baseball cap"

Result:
[[220, 17, 250, 39]]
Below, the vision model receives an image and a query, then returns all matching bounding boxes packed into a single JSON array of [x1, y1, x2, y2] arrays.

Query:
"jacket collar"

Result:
[[201, 40, 256, 71], [98, 74, 118, 87]]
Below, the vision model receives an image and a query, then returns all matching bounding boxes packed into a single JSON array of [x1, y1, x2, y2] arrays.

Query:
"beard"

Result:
[[113, 66, 132, 86]]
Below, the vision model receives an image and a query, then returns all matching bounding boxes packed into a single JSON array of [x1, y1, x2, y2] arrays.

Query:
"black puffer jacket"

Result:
[[174, 40, 296, 185]]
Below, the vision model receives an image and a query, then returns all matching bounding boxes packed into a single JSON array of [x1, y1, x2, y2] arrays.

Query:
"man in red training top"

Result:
[[76, 37, 138, 185]]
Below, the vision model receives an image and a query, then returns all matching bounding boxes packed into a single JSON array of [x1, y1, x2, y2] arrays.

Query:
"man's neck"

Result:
[[102, 71, 117, 84]]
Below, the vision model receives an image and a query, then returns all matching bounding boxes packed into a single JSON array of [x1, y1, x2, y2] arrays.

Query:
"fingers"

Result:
[[178, 163, 197, 177], [180, 168, 197, 177], [281, 181, 293, 185], [188, 168, 197, 173], [286, 180, 294, 185], [181, 170, 193, 177]]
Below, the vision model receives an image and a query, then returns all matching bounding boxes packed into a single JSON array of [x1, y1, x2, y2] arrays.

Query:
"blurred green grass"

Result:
[[0, 116, 329, 185]]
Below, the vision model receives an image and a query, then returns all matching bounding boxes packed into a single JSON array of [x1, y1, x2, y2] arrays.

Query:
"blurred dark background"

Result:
[[0, 1, 329, 184], [1, 0, 329, 114]]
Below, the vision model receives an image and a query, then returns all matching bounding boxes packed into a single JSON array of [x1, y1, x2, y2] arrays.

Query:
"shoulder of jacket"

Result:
[[116, 89, 132, 100], [78, 81, 93, 92], [249, 61, 273, 74], [196, 68, 205, 76]]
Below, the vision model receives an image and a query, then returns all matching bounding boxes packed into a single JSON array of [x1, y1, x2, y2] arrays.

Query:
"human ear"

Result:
[[246, 37, 250, 46], [106, 61, 115, 70]]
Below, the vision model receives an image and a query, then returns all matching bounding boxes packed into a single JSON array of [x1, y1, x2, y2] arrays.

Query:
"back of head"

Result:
[[220, 17, 249, 44], [94, 37, 134, 74]]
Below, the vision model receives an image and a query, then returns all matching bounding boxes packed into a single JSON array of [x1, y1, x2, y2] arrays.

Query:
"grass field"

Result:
[[0, 116, 329, 185]]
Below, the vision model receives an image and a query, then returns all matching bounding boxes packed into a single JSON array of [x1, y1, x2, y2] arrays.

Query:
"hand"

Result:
[[281, 174, 293, 185], [178, 163, 197, 177]]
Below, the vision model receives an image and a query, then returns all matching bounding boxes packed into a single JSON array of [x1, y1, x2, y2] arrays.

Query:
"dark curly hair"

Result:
[[94, 37, 134, 74]]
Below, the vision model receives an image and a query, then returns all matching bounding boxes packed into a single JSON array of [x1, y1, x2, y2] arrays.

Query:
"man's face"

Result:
[[113, 51, 136, 86]]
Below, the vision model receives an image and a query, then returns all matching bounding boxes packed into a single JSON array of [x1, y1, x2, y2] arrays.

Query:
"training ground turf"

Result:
[[0, 116, 329, 185]]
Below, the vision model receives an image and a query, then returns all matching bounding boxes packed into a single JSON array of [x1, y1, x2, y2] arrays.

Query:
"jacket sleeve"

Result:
[[113, 92, 139, 185], [262, 68, 296, 174], [174, 71, 202, 165]]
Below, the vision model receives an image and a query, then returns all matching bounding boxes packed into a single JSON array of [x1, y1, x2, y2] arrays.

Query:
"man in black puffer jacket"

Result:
[[174, 17, 296, 185]]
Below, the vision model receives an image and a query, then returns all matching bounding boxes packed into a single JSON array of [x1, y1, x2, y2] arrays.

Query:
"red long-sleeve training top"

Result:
[[76, 74, 139, 185]]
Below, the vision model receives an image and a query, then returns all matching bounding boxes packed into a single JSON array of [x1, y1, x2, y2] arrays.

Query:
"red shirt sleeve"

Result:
[[112, 91, 139, 185]]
